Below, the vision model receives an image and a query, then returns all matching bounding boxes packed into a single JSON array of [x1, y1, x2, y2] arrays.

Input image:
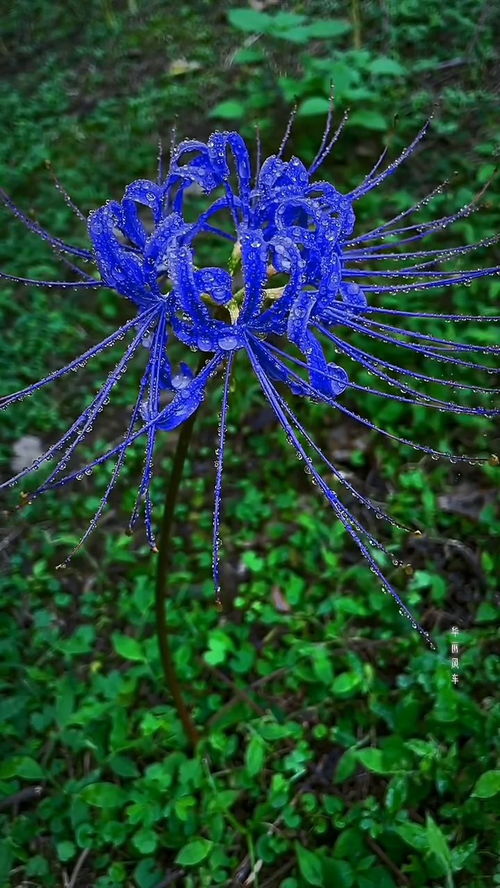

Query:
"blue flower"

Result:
[[1, 114, 499, 645]]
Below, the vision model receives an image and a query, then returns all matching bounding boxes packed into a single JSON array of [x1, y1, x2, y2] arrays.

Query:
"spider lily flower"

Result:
[[1, 115, 499, 646]]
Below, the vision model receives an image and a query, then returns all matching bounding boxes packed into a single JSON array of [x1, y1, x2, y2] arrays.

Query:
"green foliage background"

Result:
[[0, 2, 499, 886]]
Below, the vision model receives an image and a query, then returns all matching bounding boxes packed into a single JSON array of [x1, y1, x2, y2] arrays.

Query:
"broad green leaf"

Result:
[[386, 776, 407, 812], [472, 770, 500, 798], [112, 633, 145, 662], [232, 47, 265, 65], [323, 858, 355, 886], [0, 843, 12, 885], [209, 100, 245, 120], [175, 837, 214, 866], [304, 19, 352, 38], [108, 755, 140, 778], [133, 829, 158, 855], [332, 672, 361, 696], [426, 815, 452, 871], [475, 602, 497, 622], [0, 756, 44, 780], [298, 97, 332, 117], [295, 842, 323, 886], [312, 649, 334, 684], [272, 12, 307, 28], [133, 859, 163, 888], [334, 827, 365, 859], [327, 62, 354, 95], [349, 110, 388, 131], [210, 789, 240, 812], [358, 867, 395, 888], [80, 781, 127, 808], [369, 56, 405, 76], [334, 749, 358, 783], [56, 840, 76, 862], [228, 8, 272, 32], [394, 821, 427, 851], [273, 25, 312, 44], [245, 734, 266, 777], [55, 677, 75, 728]]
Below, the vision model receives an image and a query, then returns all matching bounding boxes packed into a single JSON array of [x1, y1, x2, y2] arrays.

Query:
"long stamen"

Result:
[[247, 340, 434, 647], [1, 309, 156, 410], [128, 313, 168, 539], [45, 161, 87, 223], [263, 338, 497, 418], [0, 188, 93, 259], [213, 355, 234, 603], [277, 106, 297, 160], [349, 117, 432, 200], [40, 355, 224, 493], [55, 364, 153, 569], [0, 270, 103, 288], [309, 109, 349, 176], [318, 324, 499, 394], [23, 312, 158, 500], [260, 342, 493, 465], [321, 313, 497, 373]]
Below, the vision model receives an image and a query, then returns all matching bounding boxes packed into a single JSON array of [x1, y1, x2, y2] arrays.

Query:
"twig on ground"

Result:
[[65, 847, 90, 888], [365, 836, 410, 886], [204, 663, 267, 717], [0, 785, 44, 812]]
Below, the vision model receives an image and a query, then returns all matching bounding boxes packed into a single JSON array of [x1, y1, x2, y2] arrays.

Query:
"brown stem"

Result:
[[352, 0, 362, 49], [155, 406, 201, 750]]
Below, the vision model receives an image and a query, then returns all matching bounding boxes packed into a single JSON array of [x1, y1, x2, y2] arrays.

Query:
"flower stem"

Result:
[[154, 407, 201, 750]]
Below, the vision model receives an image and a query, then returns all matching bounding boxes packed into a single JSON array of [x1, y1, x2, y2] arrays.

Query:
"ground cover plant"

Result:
[[0, 2, 499, 887]]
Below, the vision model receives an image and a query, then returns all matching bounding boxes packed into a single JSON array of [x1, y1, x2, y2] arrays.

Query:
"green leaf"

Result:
[[327, 62, 354, 95], [356, 748, 390, 774], [312, 649, 334, 684], [349, 110, 388, 131], [358, 867, 395, 888], [298, 97, 332, 117], [56, 840, 76, 862], [175, 837, 214, 866], [334, 749, 358, 783], [245, 734, 266, 777], [303, 19, 352, 38], [273, 25, 311, 44], [112, 633, 145, 662], [272, 12, 307, 28], [472, 770, 500, 798], [477, 163, 496, 185], [334, 827, 365, 859], [475, 602, 497, 623], [295, 842, 323, 886], [80, 782, 127, 808], [57, 624, 95, 655], [133, 859, 163, 888], [332, 672, 361, 696], [394, 821, 427, 851], [0, 843, 13, 886], [227, 8, 272, 32], [232, 47, 265, 65], [55, 677, 75, 728], [323, 858, 355, 886], [369, 56, 405, 76], [210, 789, 240, 812], [426, 815, 452, 871], [386, 776, 407, 812], [133, 829, 158, 855], [109, 755, 140, 778], [209, 100, 245, 120], [0, 756, 44, 780]]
